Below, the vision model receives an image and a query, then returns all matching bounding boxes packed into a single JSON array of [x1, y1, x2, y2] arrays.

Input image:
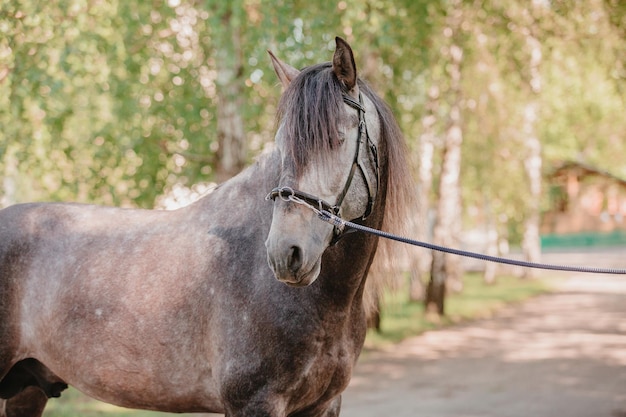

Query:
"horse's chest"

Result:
[[293, 347, 351, 393], [220, 335, 356, 414]]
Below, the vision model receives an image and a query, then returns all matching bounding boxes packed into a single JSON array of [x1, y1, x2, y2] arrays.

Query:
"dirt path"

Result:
[[341, 274, 626, 417]]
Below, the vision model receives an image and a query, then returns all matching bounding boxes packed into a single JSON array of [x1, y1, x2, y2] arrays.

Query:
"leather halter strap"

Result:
[[336, 92, 379, 220], [267, 92, 380, 238], [266, 187, 340, 216]]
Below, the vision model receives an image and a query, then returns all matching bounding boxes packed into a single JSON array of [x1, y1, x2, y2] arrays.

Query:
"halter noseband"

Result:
[[266, 92, 380, 241]]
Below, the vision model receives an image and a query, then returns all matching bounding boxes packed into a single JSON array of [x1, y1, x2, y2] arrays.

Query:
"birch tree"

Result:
[[409, 84, 438, 301], [520, 2, 543, 278], [425, 0, 465, 316], [211, 2, 247, 182]]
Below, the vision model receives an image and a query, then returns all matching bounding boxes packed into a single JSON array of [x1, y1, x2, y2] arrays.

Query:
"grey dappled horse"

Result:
[[0, 37, 413, 417]]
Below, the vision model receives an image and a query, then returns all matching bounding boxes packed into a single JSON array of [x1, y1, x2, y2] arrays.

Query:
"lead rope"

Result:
[[316, 210, 626, 275]]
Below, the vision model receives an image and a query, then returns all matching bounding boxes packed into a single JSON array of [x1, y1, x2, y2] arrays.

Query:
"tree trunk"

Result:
[[214, 4, 247, 182], [425, 26, 464, 316], [409, 85, 438, 302], [483, 202, 499, 284], [521, 14, 543, 279]]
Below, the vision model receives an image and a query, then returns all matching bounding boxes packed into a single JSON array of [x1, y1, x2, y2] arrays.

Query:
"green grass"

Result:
[[43, 388, 198, 417], [364, 272, 550, 349], [43, 273, 548, 416]]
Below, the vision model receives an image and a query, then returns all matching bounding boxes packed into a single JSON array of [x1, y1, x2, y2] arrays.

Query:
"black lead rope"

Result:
[[317, 210, 626, 275]]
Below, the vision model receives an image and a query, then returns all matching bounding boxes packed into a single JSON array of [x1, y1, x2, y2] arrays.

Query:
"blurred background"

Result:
[[1, 1, 625, 305], [2, 3, 625, 414]]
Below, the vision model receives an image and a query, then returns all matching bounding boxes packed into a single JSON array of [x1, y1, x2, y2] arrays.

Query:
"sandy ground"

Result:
[[341, 271, 626, 417]]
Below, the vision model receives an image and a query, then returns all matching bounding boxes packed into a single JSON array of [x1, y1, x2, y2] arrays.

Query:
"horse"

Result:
[[0, 37, 413, 417]]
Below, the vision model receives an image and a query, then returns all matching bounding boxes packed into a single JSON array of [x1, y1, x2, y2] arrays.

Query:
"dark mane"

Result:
[[357, 81, 415, 308], [276, 62, 346, 175], [357, 80, 413, 240]]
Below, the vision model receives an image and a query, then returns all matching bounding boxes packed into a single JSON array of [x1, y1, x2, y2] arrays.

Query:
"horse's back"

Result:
[[0, 201, 228, 411], [0, 201, 161, 297]]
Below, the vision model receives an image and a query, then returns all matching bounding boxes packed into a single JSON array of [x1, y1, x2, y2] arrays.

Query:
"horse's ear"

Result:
[[268, 50, 300, 89], [332, 37, 357, 91]]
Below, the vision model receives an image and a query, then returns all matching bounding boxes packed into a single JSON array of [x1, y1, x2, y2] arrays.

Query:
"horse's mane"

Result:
[[357, 80, 414, 248], [357, 81, 416, 311], [276, 62, 346, 175], [276, 62, 416, 311]]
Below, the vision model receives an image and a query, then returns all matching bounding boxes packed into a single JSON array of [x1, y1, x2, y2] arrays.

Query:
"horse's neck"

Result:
[[317, 195, 386, 322], [190, 150, 280, 221]]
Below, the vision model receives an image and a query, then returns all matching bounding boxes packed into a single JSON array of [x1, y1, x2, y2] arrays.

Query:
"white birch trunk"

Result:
[[521, 25, 542, 279], [409, 85, 438, 302], [214, 7, 246, 182], [426, 30, 464, 315]]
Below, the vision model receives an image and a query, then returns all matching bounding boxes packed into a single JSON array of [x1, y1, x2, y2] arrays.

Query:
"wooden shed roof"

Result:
[[548, 161, 626, 188]]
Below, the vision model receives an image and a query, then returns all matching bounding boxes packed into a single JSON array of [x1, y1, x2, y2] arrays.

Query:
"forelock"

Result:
[[276, 62, 347, 176]]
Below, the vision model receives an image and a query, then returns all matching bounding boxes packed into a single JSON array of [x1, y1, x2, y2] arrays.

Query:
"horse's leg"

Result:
[[305, 396, 341, 417], [5, 387, 48, 417], [0, 393, 47, 417], [0, 359, 65, 417], [0, 359, 67, 401], [224, 394, 342, 417], [225, 403, 277, 417], [319, 396, 341, 417], [291, 395, 341, 417]]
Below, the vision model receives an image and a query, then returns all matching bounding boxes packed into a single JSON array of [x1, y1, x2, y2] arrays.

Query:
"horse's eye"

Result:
[[338, 132, 346, 144]]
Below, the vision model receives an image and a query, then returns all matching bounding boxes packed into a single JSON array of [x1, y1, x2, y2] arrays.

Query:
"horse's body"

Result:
[[0, 38, 412, 417]]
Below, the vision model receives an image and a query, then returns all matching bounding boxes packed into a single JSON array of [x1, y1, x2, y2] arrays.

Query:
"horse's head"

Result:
[[265, 37, 381, 287]]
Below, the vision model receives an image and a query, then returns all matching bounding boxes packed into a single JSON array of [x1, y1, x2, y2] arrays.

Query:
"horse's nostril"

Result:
[[287, 245, 303, 273]]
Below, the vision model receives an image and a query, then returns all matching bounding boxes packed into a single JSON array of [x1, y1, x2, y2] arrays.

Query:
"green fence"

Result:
[[541, 230, 626, 249]]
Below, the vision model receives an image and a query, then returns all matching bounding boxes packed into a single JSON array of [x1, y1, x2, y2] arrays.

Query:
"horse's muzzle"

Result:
[[265, 239, 322, 287]]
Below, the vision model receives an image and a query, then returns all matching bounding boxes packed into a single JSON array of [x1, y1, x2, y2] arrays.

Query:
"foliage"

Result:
[[1, 0, 625, 231]]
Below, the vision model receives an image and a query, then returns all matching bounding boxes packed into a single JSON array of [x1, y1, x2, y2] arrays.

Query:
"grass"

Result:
[[364, 272, 550, 349], [42, 388, 198, 417], [43, 273, 548, 416]]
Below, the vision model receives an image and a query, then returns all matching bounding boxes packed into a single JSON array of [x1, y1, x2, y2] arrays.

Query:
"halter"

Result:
[[266, 92, 380, 241]]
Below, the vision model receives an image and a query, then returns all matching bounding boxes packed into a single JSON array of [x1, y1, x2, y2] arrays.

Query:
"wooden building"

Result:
[[541, 161, 626, 247]]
